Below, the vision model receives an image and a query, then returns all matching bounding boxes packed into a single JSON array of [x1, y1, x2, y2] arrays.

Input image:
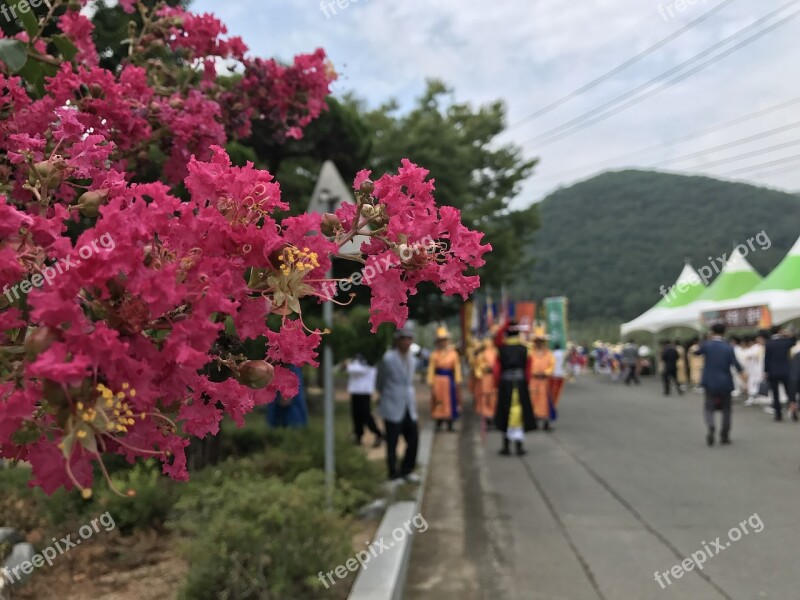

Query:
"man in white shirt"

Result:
[[346, 354, 382, 447]]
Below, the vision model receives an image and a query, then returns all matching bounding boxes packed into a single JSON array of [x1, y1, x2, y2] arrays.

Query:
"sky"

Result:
[[194, 0, 800, 209]]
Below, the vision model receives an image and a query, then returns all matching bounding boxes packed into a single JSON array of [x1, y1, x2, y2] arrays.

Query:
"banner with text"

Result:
[[544, 297, 569, 350], [702, 306, 771, 330]]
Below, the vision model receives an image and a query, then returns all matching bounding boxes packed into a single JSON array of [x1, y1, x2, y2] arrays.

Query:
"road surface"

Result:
[[406, 375, 800, 599]]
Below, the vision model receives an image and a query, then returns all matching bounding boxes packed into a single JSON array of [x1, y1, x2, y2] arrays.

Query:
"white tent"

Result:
[[621, 264, 706, 336], [716, 235, 800, 325], [653, 247, 763, 331]]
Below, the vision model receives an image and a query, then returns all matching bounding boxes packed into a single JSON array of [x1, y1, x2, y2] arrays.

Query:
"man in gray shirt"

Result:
[[623, 340, 640, 386], [377, 327, 420, 482]]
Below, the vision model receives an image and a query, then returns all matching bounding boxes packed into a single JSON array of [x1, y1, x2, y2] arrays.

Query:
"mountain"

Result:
[[528, 170, 800, 322]]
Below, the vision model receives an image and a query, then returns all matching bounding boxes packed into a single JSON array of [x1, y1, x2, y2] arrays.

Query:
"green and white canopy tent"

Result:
[[720, 235, 800, 325], [658, 247, 764, 331], [620, 263, 706, 336]]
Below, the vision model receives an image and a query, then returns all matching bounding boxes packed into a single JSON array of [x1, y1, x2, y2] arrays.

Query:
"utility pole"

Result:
[[320, 188, 337, 510], [309, 161, 369, 510]]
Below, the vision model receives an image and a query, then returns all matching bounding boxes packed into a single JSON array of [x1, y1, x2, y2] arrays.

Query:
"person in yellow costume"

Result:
[[467, 337, 482, 413], [428, 326, 462, 432], [530, 328, 556, 431], [475, 337, 499, 429]]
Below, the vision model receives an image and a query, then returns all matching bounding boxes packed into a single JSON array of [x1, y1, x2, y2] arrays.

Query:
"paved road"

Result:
[[406, 376, 800, 600]]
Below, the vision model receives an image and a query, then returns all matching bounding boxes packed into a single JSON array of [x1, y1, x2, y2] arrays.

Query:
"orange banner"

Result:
[[515, 302, 537, 332]]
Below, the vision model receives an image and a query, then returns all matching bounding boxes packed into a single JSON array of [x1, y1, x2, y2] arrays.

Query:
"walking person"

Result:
[[493, 320, 537, 456], [661, 340, 683, 396], [622, 340, 641, 385], [428, 326, 462, 432], [549, 342, 567, 418], [530, 328, 556, 431], [729, 337, 745, 398], [764, 325, 798, 422], [695, 323, 745, 446], [346, 354, 383, 448], [790, 338, 800, 415], [475, 337, 499, 430], [688, 337, 705, 393], [742, 336, 765, 406], [377, 327, 420, 483], [676, 340, 688, 393]]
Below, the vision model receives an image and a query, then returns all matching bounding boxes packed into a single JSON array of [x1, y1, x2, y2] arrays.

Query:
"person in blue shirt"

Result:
[[266, 364, 308, 428], [695, 323, 746, 446]]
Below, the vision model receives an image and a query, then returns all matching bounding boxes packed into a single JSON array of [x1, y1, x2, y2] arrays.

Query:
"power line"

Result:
[[524, 0, 800, 147], [747, 161, 800, 179], [721, 152, 800, 176], [536, 95, 800, 182], [507, 0, 737, 130], [530, 2, 800, 146], [672, 138, 800, 170], [651, 121, 800, 167]]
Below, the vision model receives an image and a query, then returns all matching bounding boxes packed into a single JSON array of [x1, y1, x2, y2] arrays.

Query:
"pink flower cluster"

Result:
[[0, 3, 489, 496]]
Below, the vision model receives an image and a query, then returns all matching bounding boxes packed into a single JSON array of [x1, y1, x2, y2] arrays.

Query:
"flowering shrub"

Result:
[[0, 1, 490, 497]]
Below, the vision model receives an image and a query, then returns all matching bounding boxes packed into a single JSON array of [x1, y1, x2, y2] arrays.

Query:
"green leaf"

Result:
[[51, 34, 79, 62], [16, 51, 56, 97], [0, 38, 27, 73], [3, 0, 39, 37]]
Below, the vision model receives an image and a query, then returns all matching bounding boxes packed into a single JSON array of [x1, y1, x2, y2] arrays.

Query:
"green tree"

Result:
[[92, 0, 188, 71], [247, 95, 373, 213]]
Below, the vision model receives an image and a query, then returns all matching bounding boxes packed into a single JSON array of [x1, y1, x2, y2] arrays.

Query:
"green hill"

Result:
[[528, 170, 800, 322]]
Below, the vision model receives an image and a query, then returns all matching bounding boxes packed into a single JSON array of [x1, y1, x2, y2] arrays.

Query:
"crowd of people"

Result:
[[278, 321, 800, 480], [594, 324, 800, 446], [343, 321, 586, 482]]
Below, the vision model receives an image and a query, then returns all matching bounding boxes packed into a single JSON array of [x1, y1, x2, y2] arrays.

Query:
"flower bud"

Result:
[[321, 213, 341, 237], [360, 204, 378, 219], [76, 189, 109, 218], [24, 327, 61, 360], [142, 244, 155, 267], [237, 360, 275, 389], [31, 160, 62, 188], [359, 180, 374, 195]]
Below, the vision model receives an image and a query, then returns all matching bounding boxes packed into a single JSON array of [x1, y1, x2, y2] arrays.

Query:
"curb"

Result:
[[348, 420, 434, 600]]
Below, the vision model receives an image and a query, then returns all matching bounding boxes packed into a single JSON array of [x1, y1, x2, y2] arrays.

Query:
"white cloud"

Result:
[[194, 0, 800, 205]]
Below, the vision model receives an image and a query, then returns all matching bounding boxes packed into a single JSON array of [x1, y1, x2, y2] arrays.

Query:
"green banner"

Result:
[[544, 297, 568, 350]]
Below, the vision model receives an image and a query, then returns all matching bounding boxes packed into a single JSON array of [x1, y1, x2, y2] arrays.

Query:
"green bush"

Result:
[[92, 460, 179, 534], [217, 410, 383, 502], [219, 411, 271, 458], [173, 471, 354, 600], [0, 465, 91, 533]]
